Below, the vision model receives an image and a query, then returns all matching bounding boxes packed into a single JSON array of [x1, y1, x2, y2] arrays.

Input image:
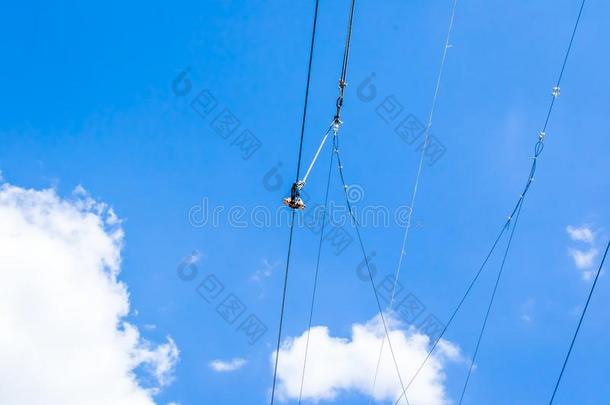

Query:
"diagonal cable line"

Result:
[[297, 136, 336, 404], [394, 0, 587, 401], [270, 1, 321, 403], [277, 0, 357, 401], [369, 0, 459, 401], [458, 201, 525, 404], [392, 221, 509, 405], [548, 238, 610, 404], [334, 133, 411, 405], [456, 0, 587, 400]]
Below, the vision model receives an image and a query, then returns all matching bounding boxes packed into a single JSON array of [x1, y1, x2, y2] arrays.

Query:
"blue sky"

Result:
[[1, 0, 609, 404]]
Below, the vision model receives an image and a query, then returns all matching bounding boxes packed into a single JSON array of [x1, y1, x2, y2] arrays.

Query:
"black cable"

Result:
[[397, 139, 542, 403], [393, 222, 508, 404], [394, 0, 587, 398], [270, 210, 296, 405], [334, 134, 411, 405], [549, 239, 610, 404], [543, 0, 587, 132], [340, 0, 356, 84], [394, 140, 545, 405], [297, 139, 335, 403], [295, 0, 321, 183], [334, 0, 356, 124], [458, 201, 525, 404], [270, 2, 320, 404], [456, 0, 587, 399]]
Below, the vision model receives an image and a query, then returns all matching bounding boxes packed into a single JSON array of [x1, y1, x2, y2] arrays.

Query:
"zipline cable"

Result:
[[284, 0, 355, 210], [334, 132, 411, 405], [292, 0, 365, 399], [548, 239, 610, 404], [270, 1, 320, 403], [369, 0, 459, 401], [297, 131, 336, 404], [394, 0, 587, 401], [297, 0, 412, 399]]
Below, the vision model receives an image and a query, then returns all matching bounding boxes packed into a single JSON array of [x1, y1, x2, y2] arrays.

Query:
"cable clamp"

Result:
[[538, 131, 546, 141], [552, 86, 561, 98], [332, 117, 343, 135]]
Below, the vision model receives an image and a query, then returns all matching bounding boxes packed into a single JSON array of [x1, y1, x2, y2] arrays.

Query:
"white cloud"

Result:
[[251, 258, 280, 283], [272, 314, 461, 405], [568, 248, 599, 271], [0, 183, 179, 405], [566, 224, 599, 281], [566, 225, 595, 243], [209, 358, 247, 372]]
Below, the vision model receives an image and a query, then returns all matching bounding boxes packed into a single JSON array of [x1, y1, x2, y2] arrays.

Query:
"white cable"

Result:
[[302, 128, 332, 185], [368, 0, 459, 402]]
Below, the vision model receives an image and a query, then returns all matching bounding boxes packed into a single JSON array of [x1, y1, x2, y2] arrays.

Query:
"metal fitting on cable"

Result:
[[538, 131, 546, 141], [552, 85, 561, 98]]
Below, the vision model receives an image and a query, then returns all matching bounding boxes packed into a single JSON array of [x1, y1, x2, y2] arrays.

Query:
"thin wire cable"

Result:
[[369, 0, 459, 400], [392, 222, 509, 405], [334, 133, 410, 405], [295, 0, 357, 396], [458, 201, 525, 404], [392, 0, 587, 400], [393, 139, 544, 405], [270, 2, 320, 403], [297, 139, 336, 404], [271, 210, 296, 405], [286, 0, 356, 400], [543, 0, 587, 132], [340, 0, 356, 84], [457, 0, 587, 399], [295, 0, 321, 183], [548, 239, 610, 404]]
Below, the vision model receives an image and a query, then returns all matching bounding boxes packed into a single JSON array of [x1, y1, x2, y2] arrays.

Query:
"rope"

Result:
[[302, 126, 332, 185], [297, 138, 335, 403], [334, 133, 411, 405], [369, 0, 459, 401], [548, 239, 610, 404], [270, 1, 320, 403]]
